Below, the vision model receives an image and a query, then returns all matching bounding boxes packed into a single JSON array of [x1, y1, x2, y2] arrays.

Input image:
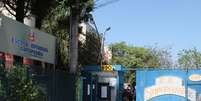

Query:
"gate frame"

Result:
[[81, 65, 125, 101]]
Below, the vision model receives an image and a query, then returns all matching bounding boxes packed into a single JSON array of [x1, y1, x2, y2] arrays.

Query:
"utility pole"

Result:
[[69, 0, 80, 74], [100, 27, 111, 66]]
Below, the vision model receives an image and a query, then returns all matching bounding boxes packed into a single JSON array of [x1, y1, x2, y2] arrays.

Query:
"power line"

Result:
[[94, 0, 120, 9]]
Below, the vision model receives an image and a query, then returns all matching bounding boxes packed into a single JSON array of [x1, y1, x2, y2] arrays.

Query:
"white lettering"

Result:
[[145, 86, 185, 100], [156, 76, 182, 86], [144, 76, 196, 101]]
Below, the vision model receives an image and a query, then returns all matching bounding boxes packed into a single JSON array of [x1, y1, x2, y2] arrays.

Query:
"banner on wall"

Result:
[[136, 69, 201, 101], [0, 14, 56, 64]]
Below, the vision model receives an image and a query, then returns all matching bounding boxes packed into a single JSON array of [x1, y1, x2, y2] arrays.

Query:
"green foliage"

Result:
[[0, 65, 45, 101], [41, 0, 97, 69], [0, 66, 6, 100], [110, 42, 157, 84], [178, 48, 201, 69], [79, 32, 101, 66], [109, 42, 173, 84], [1, 0, 56, 25], [41, 0, 71, 68], [30, 0, 57, 28], [65, 0, 94, 12], [110, 42, 161, 68]]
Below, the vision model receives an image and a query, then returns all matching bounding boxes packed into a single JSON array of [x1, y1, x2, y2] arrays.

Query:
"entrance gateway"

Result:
[[81, 65, 125, 101], [136, 69, 201, 101]]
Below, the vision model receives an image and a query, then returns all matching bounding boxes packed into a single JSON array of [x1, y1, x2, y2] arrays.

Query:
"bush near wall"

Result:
[[0, 65, 45, 101]]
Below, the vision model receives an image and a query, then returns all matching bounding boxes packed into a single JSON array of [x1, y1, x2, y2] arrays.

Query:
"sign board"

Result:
[[136, 69, 201, 101], [0, 14, 56, 64], [102, 65, 113, 72], [101, 86, 108, 98]]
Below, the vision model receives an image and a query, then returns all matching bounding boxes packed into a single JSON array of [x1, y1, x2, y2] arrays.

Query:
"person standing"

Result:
[[126, 85, 133, 101]]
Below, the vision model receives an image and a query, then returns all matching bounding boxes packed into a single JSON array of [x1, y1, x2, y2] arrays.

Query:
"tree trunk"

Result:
[[16, 0, 25, 22], [13, 0, 26, 65], [69, 0, 80, 74], [35, 17, 42, 29]]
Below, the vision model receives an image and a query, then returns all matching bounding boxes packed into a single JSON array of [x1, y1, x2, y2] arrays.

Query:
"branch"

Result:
[[4, 0, 16, 11], [8, 0, 17, 9], [24, 0, 31, 16], [4, 4, 16, 17], [13, 0, 17, 3]]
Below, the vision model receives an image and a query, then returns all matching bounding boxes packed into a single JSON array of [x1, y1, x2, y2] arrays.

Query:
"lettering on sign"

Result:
[[0, 15, 56, 64], [11, 35, 48, 58], [156, 76, 182, 86], [144, 76, 196, 101]]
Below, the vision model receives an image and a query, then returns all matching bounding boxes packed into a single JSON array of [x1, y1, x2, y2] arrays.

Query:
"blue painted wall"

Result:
[[136, 69, 201, 101]]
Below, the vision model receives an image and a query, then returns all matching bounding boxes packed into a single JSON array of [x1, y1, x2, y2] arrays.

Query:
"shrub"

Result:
[[0, 65, 45, 101]]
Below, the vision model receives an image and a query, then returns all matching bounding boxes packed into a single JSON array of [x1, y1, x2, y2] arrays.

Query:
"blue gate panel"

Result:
[[136, 69, 201, 101]]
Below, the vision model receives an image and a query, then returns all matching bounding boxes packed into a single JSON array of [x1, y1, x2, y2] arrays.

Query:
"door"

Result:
[[92, 76, 98, 101], [82, 77, 91, 101], [98, 83, 111, 101]]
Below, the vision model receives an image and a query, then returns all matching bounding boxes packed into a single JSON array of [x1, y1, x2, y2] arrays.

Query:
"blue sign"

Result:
[[136, 69, 201, 101]]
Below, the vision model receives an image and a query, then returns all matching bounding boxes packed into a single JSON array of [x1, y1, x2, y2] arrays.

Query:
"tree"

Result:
[[149, 46, 173, 68], [1, 0, 30, 22], [109, 42, 160, 84], [109, 42, 173, 84], [1, 0, 55, 26], [41, 0, 96, 70], [2, 0, 96, 69], [41, 1, 71, 69], [79, 31, 101, 66], [178, 48, 201, 69], [110, 42, 161, 68], [68, 0, 80, 73], [30, 0, 56, 28], [68, 0, 94, 73]]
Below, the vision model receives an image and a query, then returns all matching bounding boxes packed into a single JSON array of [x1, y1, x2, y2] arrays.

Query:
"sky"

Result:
[[93, 0, 201, 60]]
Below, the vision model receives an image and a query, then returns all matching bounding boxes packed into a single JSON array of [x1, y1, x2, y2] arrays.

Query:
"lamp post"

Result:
[[101, 27, 111, 67]]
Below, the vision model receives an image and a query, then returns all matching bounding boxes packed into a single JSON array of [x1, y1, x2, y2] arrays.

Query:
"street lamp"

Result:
[[101, 27, 111, 67]]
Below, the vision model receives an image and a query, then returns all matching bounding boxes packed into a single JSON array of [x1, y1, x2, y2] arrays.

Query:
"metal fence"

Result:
[[31, 69, 77, 101]]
